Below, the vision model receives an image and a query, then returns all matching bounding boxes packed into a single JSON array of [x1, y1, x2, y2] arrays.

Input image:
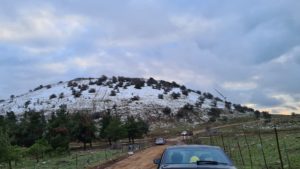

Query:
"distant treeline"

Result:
[[0, 105, 149, 168]]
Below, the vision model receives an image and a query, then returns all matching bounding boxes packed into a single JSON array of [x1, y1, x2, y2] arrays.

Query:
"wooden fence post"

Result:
[[243, 129, 253, 169], [227, 139, 233, 158], [283, 140, 291, 169], [76, 153, 78, 169], [274, 128, 284, 169], [221, 134, 226, 152], [258, 130, 268, 169], [237, 138, 245, 166]]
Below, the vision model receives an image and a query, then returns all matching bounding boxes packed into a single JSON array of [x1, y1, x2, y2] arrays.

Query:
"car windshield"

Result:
[[162, 147, 231, 165], [156, 138, 164, 141]]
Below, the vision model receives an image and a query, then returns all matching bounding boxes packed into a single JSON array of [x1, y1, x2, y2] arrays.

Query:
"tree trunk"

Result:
[[83, 142, 86, 150], [36, 154, 39, 163], [130, 137, 133, 144], [108, 138, 112, 146], [8, 160, 12, 169]]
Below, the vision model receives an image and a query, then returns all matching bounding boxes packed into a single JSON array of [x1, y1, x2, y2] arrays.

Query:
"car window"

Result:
[[162, 147, 231, 165]]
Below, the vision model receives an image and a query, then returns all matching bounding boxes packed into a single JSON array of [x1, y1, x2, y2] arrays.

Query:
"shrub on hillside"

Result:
[[254, 110, 260, 119], [49, 94, 57, 99], [171, 92, 181, 99], [210, 99, 217, 108], [72, 90, 82, 98], [110, 90, 117, 96], [163, 87, 171, 94], [95, 75, 108, 86], [159, 80, 174, 89], [24, 100, 31, 108], [262, 111, 271, 119], [117, 76, 127, 83], [59, 93, 64, 99], [163, 107, 171, 115], [152, 83, 161, 90], [131, 95, 140, 101], [79, 84, 89, 91], [176, 104, 195, 120], [232, 104, 252, 113], [147, 77, 158, 86], [196, 96, 205, 108], [182, 90, 189, 96], [34, 85, 44, 91], [171, 81, 180, 88], [116, 81, 124, 88], [67, 81, 78, 88], [95, 79, 103, 86], [208, 108, 222, 118], [203, 92, 214, 99], [180, 85, 186, 91], [176, 109, 187, 119], [132, 79, 145, 89], [225, 101, 232, 110], [183, 103, 194, 111], [108, 84, 113, 88], [88, 88, 96, 93], [112, 76, 118, 83], [105, 80, 113, 86], [89, 80, 96, 85], [99, 75, 108, 82], [158, 94, 164, 99], [209, 117, 216, 122]]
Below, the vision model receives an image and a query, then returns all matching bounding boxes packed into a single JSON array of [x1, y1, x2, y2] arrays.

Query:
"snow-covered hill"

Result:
[[0, 76, 251, 124]]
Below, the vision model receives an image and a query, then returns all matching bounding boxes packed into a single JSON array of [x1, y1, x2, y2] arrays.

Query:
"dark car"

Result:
[[154, 145, 236, 169], [155, 137, 166, 145]]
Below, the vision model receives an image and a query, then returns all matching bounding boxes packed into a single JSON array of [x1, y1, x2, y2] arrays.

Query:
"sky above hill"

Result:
[[0, 0, 299, 114]]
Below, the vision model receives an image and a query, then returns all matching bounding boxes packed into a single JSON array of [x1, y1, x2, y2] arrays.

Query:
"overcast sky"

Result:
[[0, 0, 299, 114]]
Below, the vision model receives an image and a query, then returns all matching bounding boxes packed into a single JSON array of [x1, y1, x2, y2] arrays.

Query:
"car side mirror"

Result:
[[153, 158, 161, 164]]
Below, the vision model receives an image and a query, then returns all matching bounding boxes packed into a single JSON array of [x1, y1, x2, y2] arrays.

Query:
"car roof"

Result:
[[165, 144, 221, 150]]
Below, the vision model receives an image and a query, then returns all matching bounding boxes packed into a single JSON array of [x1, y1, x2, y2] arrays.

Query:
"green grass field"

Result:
[[189, 130, 300, 169], [187, 116, 300, 169], [0, 148, 126, 169], [149, 116, 259, 138]]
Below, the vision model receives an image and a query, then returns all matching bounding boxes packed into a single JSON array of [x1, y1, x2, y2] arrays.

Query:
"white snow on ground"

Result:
[[0, 77, 245, 123]]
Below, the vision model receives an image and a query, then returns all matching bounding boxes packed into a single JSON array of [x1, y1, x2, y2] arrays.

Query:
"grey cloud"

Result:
[[249, 92, 284, 107], [256, 59, 300, 94], [0, 0, 300, 115], [284, 105, 298, 111]]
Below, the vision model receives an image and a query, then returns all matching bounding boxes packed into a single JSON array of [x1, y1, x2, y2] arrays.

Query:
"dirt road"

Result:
[[100, 120, 259, 169], [105, 145, 167, 169]]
